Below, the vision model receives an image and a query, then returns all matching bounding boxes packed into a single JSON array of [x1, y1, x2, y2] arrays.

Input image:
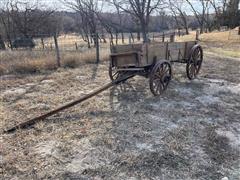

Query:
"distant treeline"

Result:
[[0, 0, 239, 48]]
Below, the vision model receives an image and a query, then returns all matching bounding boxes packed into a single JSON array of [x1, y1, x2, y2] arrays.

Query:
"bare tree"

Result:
[[168, 0, 189, 34], [8, 0, 54, 37], [225, 0, 240, 28], [185, 0, 211, 33], [62, 0, 102, 47], [0, 0, 14, 48], [109, 0, 164, 42]]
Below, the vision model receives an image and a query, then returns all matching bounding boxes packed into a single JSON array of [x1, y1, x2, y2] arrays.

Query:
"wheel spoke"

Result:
[[157, 83, 163, 94], [190, 64, 195, 77], [113, 72, 118, 77]]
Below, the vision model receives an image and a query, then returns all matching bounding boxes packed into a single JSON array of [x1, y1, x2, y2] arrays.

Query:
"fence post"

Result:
[[238, 26, 240, 35], [41, 38, 45, 50], [54, 34, 61, 67], [196, 30, 200, 41], [129, 34, 132, 44], [170, 34, 175, 42], [75, 42, 78, 50], [162, 32, 165, 42], [96, 33, 100, 63]]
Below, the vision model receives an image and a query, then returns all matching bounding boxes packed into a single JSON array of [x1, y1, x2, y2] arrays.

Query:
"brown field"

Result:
[[1, 30, 240, 179]]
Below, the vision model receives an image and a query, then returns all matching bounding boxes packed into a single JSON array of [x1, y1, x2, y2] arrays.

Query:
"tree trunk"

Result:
[[86, 35, 91, 48], [0, 35, 6, 50], [140, 21, 148, 42], [121, 32, 124, 44], [115, 32, 118, 45]]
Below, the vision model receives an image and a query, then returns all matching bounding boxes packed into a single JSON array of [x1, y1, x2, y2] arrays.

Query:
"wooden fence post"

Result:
[[96, 33, 100, 63], [129, 34, 132, 44], [75, 42, 78, 50], [41, 38, 45, 50], [170, 34, 175, 42], [162, 32, 165, 42], [130, 33, 134, 43], [54, 34, 61, 67], [196, 30, 200, 40]]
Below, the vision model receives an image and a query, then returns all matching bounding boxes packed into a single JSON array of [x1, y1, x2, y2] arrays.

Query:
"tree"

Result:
[[61, 0, 102, 47], [225, 0, 240, 27], [109, 0, 164, 42], [185, 0, 211, 33], [0, 34, 6, 50], [8, 1, 54, 37], [0, 0, 14, 48], [168, 0, 189, 34]]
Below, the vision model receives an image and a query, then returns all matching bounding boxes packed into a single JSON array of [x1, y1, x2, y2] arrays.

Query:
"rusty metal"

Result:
[[4, 74, 134, 133]]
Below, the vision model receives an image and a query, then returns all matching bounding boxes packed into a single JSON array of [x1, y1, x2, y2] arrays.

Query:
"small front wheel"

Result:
[[149, 61, 172, 96]]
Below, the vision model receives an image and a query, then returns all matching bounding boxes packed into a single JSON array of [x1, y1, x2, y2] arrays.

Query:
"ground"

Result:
[[1, 40, 240, 179]]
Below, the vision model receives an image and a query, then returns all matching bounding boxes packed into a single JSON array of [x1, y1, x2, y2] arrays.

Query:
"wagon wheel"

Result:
[[186, 45, 203, 80], [149, 61, 172, 96], [109, 59, 124, 81]]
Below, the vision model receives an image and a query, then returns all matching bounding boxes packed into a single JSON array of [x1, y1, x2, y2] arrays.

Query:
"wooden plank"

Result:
[[117, 68, 145, 71], [110, 51, 139, 57]]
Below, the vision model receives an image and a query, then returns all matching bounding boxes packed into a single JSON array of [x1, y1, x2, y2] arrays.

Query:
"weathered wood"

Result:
[[4, 82, 114, 133], [41, 38, 45, 50], [196, 30, 200, 40], [111, 41, 197, 68], [96, 33, 100, 63], [4, 74, 135, 134], [75, 42, 78, 50]]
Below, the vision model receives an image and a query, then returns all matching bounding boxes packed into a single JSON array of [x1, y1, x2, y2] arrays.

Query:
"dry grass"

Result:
[[0, 49, 110, 75], [176, 27, 240, 43], [176, 28, 240, 59], [208, 48, 240, 58]]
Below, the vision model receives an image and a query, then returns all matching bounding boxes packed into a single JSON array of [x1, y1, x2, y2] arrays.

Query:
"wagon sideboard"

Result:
[[110, 41, 197, 68]]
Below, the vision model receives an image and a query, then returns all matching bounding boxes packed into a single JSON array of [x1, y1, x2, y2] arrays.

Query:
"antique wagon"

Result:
[[109, 41, 203, 96], [5, 41, 204, 133]]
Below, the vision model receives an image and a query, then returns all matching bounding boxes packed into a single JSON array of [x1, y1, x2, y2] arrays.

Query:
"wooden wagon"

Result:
[[109, 41, 203, 96], [5, 41, 204, 133]]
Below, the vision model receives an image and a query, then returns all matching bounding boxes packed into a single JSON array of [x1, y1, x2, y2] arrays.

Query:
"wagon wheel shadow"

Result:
[[109, 81, 146, 111]]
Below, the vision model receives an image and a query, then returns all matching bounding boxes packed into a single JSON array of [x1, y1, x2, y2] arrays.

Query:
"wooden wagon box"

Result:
[[110, 41, 197, 68]]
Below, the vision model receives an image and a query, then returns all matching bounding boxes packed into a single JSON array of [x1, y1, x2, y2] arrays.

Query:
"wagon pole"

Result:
[[4, 74, 134, 134]]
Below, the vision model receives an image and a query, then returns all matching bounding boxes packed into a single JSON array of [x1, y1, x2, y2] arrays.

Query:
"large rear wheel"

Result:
[[186, 45, 203, 80], [149, 61, 172, 96]]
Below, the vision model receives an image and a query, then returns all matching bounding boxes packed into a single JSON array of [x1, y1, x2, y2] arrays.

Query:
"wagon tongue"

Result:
[[4, 73, 135, 134]]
